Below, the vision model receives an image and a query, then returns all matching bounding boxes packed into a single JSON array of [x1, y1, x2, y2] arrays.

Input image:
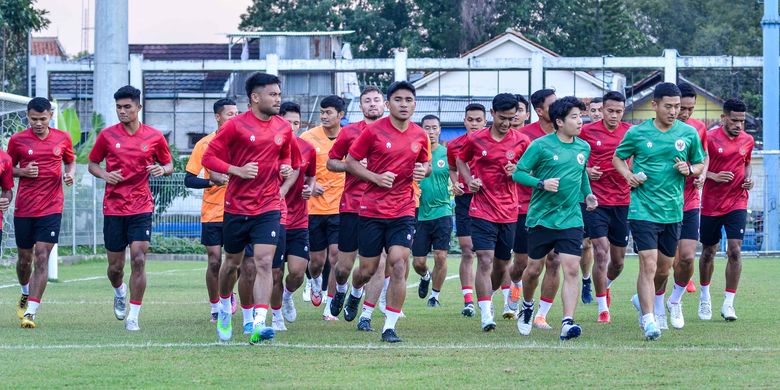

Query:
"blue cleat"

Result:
[[243, 322, 254, 335], [581, 277, 593, 304], [644, 321, 661, 341], [560, 321, 582, 340], [249, 325, 275, 345], [216, 310, 232, 341]]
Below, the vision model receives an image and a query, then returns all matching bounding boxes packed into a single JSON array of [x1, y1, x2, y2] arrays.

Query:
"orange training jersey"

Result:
[[186, 132, 225, 223], [300, 126, 345, 215]]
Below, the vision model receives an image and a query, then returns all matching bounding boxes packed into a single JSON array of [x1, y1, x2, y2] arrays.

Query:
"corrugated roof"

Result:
[[346, 96, 496, 125], [36, 72, 230, 99], [128, 43, 260, 61]]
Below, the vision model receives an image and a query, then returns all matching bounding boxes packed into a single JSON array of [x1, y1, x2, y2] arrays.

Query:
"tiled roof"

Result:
[[32, 37, 66, 57], [36, 72, 229, 99]]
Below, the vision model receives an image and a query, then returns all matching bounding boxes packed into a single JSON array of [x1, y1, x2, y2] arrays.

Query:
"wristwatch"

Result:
[[537, 180, 545, 190]]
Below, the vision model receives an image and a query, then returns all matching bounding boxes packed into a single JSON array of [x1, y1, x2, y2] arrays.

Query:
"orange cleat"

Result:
[[598, 310, 611, 323], [686, 280, 697, 293], [510, 285, 522, 302], [533, 315, 552, 329]]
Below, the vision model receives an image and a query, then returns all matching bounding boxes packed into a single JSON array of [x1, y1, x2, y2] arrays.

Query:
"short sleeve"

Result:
[[62, 134, 76, 164], [348, 128, 372, 161], [88, 132, 108, 163], [614, 127, 636, 160], [155, 134, 173, 165], [185, 139, 205, 175]]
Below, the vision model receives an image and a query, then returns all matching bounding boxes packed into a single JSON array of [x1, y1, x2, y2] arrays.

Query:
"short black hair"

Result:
[[492, 93, 518, 112], [515, 94, 530, 112], [320, 95, 346, 113], [420, 114, 440, 125], [549, 96, 587, 130], [465, 103, 486, 115], [280, 101, 301, 116], [589, 97, 603, 104], [245, 72, 281, 99], [360, 85, 382, 98], [723, 98, 747, 114], [678, 82, 697, 99], [653, 82, 681, 100], [213, 98, 236, 114], [386, 81, 416, 100], [113, 85, 142, 104], [602, 91, 626, 104], [27, 97, 52, 112], [530, 89, 556, 111]]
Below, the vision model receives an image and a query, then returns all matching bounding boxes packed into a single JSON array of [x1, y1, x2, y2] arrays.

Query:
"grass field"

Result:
[[0, 255, 777, 388]]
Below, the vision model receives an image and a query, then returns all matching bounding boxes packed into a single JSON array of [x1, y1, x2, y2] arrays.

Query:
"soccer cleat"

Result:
[[216, 310, 232, 341], [502, 304, 517, 320], [310, 278, 323, 307], [381, 329, 402, 343], [597, 311, 611, 324], [114, 294, 127, 321], [560, 321, 582, 340], [686, 279, 697, 293], [517, 305, 534, 336], [243, 323, 254, 335], [698, 299, 712, 320], [581, 278, 593, 304], [482, 319, 497, 332], [357, 317, 373, 332], [606, 288, 611, 308], [644, 321, 661, 341], [656, 312, 669, 330], [418, 271, 431, 299], [510, 285, 522, 303], [667, 300, 685, 329], [125, 318, 140, 331], [20, 313, 36, 329], [330, 291, 346, 317], [507, 293, 519, 312], [322, 314, 339, 321], [427, 297, 440, 307], [533, 316, 552, 330], [461, 303, 475, 317], [16, 294, 29, 320], [302, 279, 312, 302], [343, 294, 361, 322], [721, 305, 738, 321], [282, 295, 297, 323], [271, 317, 287, 332], [210, 312, 218, 323], [630, 294, 643, 328], [249, 325, 275, 345]]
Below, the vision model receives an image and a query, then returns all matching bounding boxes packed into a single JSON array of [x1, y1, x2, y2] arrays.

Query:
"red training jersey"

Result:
[[579, 121, 631, 206], [683, 118, 709, 211], [446, 133, 473, 195], [459, 128, 530, 223], [89, 123, 172, 216], [516, 122, 552, 214], [0, 151, 14, 225], [348, 117, 430, 219], [8, 128, 75, 217], [286, 138, 317, 229], [329, 120, 369, 214], [201, 111, 293, 216], [701, 127, 754, 216]]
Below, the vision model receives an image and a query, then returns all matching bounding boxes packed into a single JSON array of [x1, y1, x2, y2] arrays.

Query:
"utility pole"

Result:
[[93, 0, 129, 125]]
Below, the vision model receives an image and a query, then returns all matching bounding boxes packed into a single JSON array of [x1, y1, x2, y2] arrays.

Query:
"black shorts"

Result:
[[14, 213, 62, 249], [309, 214, 340, 252], [285, 228, 310, 261], [103, 213, 152, 252], [513, 214, 529, 254], [584, 205, 630, 247], [700, 209, 748, 246], [629, 220, 681, 257], [201, 222, 223, 246], [358, 216, 415, 258], [337, 212, 360, 253], [223, 211, 281, 254], [412, 216, 453, 257], [471, 217, 516, 261], [244, 225, 287, 268], [680, 209, 701, 241], [527, 226, 584, 260], [454, 194, 473, 237]]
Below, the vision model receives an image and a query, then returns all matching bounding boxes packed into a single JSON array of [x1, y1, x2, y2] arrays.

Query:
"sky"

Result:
[[33, 0, 254, 56]]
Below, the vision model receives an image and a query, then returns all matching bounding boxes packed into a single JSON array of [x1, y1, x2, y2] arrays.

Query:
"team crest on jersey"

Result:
[[740, 148, 747, 155], [274, 135, 283, 145], [141, 144, 149, 152], [577, 153, 585, 165], [386, 142, 392, 149], [53, 146, 61, 156], [481, 150, 487, 157], [506, 151, 515, 159], [115, 143, 121, 149], [675, 139, 685, 151], [646, 141, 653, 148], [27, 149, 33, 155], [437, 159, 445, 168], [411, 143, 420, 153]]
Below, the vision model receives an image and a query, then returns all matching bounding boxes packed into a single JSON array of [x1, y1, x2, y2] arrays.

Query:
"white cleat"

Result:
[[302, 279, 312, 302], [517, 306, 534, 336], [282, 295, 297, 323], [667, 300, 685, 329], [125, 318, 140, 331], [272, 318, 287, 331], [502, 304, 517, 320], [655, 312, 669, 330], [721, 305, 738, 321], [698, 299, 712, 320]]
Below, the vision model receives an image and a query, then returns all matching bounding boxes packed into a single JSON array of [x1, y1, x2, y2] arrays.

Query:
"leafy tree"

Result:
[[0, 0, 49, 94]]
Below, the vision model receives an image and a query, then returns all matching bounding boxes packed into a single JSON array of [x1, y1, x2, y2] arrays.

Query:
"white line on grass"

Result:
[[0, 341, 778, 353], [0, 268, 202, 290]]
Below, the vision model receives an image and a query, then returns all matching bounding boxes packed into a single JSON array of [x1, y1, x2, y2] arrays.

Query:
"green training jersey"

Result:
[[513, 133, 592, 230], [418, 145, 452, 221], [614, 119, 705, 224]]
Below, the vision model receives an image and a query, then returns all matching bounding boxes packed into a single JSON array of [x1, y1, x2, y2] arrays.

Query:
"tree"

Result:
[[0, 0, 49, 94]]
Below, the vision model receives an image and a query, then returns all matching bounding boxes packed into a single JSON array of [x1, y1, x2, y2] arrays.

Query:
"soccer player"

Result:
[[514, 96, 596, 340], [344, 81, 429, 342], [613, 82, 705, 340], [300, 95, 346, 319], [9, 97, 75, 328], [578, 91, 632, 323], [698, 99, 754, 322], [201, 72, 295, 343], [515, 89, 563, 330], [88, 86, 173, 331], [184, 98, 239, 322], [328, 86, 390, 330], [456, 93, 529, 332], [447, 103, 487, 317], [412, 114, 452, 307], [655, 82, 710, 329], [587, 97, 603, 123]]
